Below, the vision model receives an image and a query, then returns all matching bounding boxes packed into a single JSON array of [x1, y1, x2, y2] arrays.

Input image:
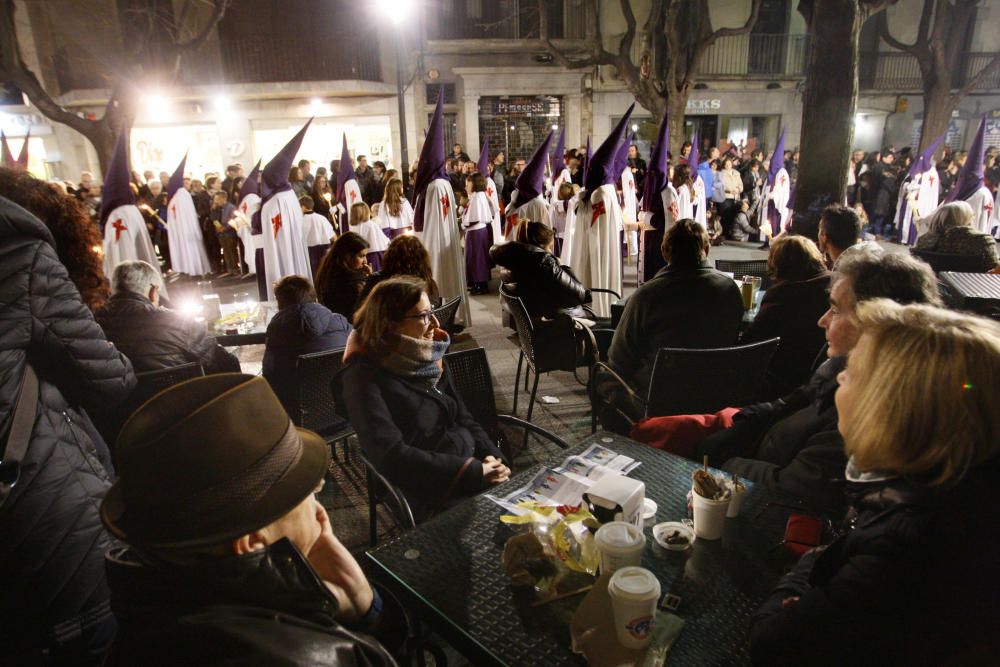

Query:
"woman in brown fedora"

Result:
[[341, 276, 510, 519]]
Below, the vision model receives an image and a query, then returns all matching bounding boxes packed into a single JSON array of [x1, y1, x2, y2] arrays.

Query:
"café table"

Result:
[[939, 271, 1000, 320], [367, 431, 796, 666], [211, 300, 278, 346]]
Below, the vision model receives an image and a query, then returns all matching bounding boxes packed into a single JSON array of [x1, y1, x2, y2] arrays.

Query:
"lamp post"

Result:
[[381, 0, 413, 191]]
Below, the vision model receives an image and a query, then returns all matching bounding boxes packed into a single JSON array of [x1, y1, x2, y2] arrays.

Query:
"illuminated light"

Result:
[[213, 94, 231, 111], [144, 91, 172, 123], [91, 244, 103, 256], [510, 125, 515, 130], [632, 123, 639, 132], [379, 0, 414, 24], [310, 97, 323, 109], [179, 300, 204, 318], [551, 124, 558, 130], [963, 382, 974, 391]]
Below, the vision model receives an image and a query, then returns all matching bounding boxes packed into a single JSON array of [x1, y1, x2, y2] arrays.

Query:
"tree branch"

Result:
[[877, 10, 919, 54], [952, 51, 1000, 101], [175, 0, 230, 52], [915, 0, 934, 45], [710, 0, 762, 41], [618, 0, 637, 62]]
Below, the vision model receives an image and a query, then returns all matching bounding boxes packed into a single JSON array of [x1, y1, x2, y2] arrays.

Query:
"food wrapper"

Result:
[[501, 501, 601, 582]]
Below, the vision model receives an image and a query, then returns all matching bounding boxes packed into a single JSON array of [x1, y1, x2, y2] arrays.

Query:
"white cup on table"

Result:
[[608, 566, 661, 649], [594, 521, 645, 575], [691, 489, 731, 540]]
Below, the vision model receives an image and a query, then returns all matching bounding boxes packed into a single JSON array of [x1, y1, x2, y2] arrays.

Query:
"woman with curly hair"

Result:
[[314, 230, 371, 323], [361, 233, 440, 304], [0, 167, 136, 665]]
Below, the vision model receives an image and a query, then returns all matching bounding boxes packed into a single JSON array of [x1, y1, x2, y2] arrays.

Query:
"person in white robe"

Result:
[[165, 154, 212, 276], [764, 127, 791, 238], [505, 131, 555, 236], [943, 117, 995, 237], [233, 160, 261, 275], [376, 179, 415, 238], [896, 136, 944, 244]]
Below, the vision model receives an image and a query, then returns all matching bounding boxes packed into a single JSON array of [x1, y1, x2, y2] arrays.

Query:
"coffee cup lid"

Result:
[[595, 521, 644, 549], [610, 566, 661, 599]]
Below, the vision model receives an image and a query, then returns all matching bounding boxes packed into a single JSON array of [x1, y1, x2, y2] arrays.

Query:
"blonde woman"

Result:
[[751, 300, 1000, 665], [915, 200, 999, 270], [376, 178, 414, 239]]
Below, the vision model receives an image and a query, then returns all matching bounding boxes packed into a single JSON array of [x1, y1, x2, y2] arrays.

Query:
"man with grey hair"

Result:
[[96, 260, 240, 375]]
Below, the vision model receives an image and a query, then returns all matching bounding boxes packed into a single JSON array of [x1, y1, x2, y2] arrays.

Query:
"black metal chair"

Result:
[[360, 452, 417, 547], [294, 349, 354, 460], [910, 248, 990, 273], [431, 295, 462, 335], [590, 338, 780, 432], [715, 258, 772, 289], [133, 362, 205, 407]]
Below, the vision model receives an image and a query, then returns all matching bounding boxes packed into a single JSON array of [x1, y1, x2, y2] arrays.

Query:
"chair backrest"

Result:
[[431, 296, 462, 334], [295, 348, 349, 433], [714, 259, 771, 289], [444, 347, 499, 439], [499, 285, 537, 364], [910, 248, 989, 274], [133, 362, 204, 406], [645, 337, 780, 418]]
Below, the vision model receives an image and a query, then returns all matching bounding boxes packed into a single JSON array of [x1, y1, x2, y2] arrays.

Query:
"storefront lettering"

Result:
[[495, 99, 549, 115], [686, 99, 722, 113]]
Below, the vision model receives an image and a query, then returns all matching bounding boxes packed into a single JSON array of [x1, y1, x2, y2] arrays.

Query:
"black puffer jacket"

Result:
[[490, 241, 590, 319], [95, 291, 241, 374], [0, 196, 136, 652]]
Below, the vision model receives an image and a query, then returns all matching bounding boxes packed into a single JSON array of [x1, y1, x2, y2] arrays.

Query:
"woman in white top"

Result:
[[461, 173, 496, 295], [376, 178, 415, 239], [663, 163, 695, 223], [349, 201, 390, 272]]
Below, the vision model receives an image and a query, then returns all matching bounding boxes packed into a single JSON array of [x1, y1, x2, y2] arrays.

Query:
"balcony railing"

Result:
[[427, 0, 586, 41], [219, 39, 382, 85], [699, 34, 808, 78], [861, 51, 1000, 91]]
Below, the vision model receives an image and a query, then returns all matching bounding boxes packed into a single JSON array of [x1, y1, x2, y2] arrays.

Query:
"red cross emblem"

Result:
[[591, 201, 606, 226], [487, 186, 494, 198], [349, 190, 357, 203], [170, 204, 177, 218], [241, 201, 248, 213], [112, 218, 126, 241], [271, 213, 282, 238], [670, 202, 679, 219], [928, 174, 935, 186], [506, 212, 519, 235], [986, 200, 994, 218], [440, 194, 450, 218], [779, 173, 788, 187]]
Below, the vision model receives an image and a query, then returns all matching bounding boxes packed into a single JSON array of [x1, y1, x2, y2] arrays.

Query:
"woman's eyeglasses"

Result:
[[402, 310, 436, 326]]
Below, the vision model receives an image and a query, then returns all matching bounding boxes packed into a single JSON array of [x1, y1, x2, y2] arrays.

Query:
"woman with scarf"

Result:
[[340, 277, 510, 520]]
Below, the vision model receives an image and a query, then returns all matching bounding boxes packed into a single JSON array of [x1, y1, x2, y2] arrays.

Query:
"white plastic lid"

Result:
[[595, 521, 644, 550], [642, 498, 657, 521], [609, 566, 661, 600]]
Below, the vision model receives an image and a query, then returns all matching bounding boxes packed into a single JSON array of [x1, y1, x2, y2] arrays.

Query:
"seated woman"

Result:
[[315, 231, 370, 323], [490, 220, 590, 320], [263, 275, 352, 417], [361, 234, 441, 304], [743, 235, 831, 397], [341, 277, 510, 520], [750, 300, 1000, 665], [915, 200, 999, 270]]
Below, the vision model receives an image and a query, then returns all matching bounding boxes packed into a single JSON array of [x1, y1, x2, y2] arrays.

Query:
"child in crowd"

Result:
[[348, 201, 390, 272], [461, 173, 496, 295], [210, 190, 240, 276], [299, 195, 336, 279], [376, 178, 414, 238], [728, 198, 760, 242], [548, 182, 576, 258]]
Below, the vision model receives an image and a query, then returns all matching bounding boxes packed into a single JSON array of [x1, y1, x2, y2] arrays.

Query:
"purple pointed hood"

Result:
[[15, 129, 29, 168], [613, 131, 634, 178], [550, 128, 565, 176], [907, 133, 945, 179], [239, 160, 262, 201], [687, 130, 699, 170], [514, 130, 554, 202], [945, 116, 986, 203], [585, 104, 635, 192], [768, 127, 787, 186], [335, 133, 358, 207], [413, 87, 448, 227], [581, 136, 592, 187], [99, 129, 136, 225], [0, 131, 14, 167], [167, 152, 188, 201], [477, 138, 490, 176], [261, 118, 312, 204], [642, 112, 670, 218]]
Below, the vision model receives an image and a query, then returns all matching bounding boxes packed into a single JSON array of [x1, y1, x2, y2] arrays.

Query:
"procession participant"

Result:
[[896, 135, 944, 245], [504, 130, 555, 236], [233, 160, 261, 275], [688, 130, 708, 228], [548, 128, 571, 204], [300, 195, 336, 278], [638, 111, 672, 284], [461, 172, 496, 295], [764, 127, 791, 242], [376, 178, 415, 239], [615, 131, 639, 257], [567, 104, 634, 317], [334, 134, 364, 236], [165, 152, 212, 277], [413, 88, 470, 327], [476, 139, 504, 246], [348, 202, 390, 273], [944, 117, 995, 237]]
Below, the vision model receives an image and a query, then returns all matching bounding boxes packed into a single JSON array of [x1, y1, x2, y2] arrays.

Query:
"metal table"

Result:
[[939, 272, 1000, 320], [211, 301, 277, 346], [367, 432, 793, 666]]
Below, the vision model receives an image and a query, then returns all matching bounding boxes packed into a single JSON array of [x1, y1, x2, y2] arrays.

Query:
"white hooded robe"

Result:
[[260, 189, 313, 301], [166, 188, 212, 276], [419, 178, 471, 326], [568, 184, 623, 317]]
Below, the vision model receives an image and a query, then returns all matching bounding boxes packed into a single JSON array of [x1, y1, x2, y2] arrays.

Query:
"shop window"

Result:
[[426, 84, 457, 105], [479, 95, 563, 162]]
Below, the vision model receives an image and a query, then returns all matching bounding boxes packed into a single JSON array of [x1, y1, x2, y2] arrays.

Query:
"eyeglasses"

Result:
[[402, 310, 436, 326]]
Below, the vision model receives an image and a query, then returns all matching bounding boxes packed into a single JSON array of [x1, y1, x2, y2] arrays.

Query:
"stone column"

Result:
[[463, 93, 481, 154], [565, 94, 583, 148]]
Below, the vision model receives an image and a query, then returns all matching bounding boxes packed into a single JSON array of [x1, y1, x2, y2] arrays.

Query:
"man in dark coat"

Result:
[[0, 194, 136, 665], [100, 373, 399, 666], [96, 260, 241, 374]]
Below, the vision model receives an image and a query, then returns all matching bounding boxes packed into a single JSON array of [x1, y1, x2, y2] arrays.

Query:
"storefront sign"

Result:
[[0, 111, 52, 136], [492, 98, 551, 116], [686, 99, 722, 114]]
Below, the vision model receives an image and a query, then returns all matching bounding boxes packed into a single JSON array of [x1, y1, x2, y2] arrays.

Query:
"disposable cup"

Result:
[[594, 521, 645, 575], [726, 481, 746, 518], [691, 487, 731, 540], [608, 566, 661, 649]]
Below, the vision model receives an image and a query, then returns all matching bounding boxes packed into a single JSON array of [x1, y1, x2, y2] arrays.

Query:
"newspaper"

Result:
[[486, 444, 641, 514]]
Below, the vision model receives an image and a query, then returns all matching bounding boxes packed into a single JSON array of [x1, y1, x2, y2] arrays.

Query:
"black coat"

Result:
[[750, 459, 1000, 665], [104, 540, 397, 666], [742, 273, 830, 398], [0, 196, 136, 651], [263, 303, 352, 417], [319, 266, 368, 324], [95, 291, 241, 374], [489, 241, 590, 319], [341, 355, 504, 519]]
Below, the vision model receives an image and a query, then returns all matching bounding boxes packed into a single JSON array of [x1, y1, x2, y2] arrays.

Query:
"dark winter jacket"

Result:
[[104, 539, 397, 666], [318, 266, 368, 324], [742, 272, 831, 398], [750, 459, 1000, 665], [263, 302, 352, 417], [340, 355, 504, 520], [95, 291, 241, 374], [490, 241, 590, 319], [698, 356, 847, 516], [0, 196, 136, 652]]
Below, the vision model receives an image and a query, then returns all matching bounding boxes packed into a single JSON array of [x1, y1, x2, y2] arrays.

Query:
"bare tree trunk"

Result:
[[667, 94, 688, 157], [918, 80, 952, 154], [795, 0, 863, 212]]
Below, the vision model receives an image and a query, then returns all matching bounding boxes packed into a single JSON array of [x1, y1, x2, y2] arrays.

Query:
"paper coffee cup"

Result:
[[726, 480, 746, 518], [608, 566, 661, 649], [691, 488, 731, 540], [595, 521, 645, 575]]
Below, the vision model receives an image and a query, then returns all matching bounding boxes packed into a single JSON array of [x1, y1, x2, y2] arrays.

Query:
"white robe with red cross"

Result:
[[484, 176, 504, 245], [418, 178, 471, 326], [166, 188, 212, 276], [260, 189, 312, 301], [568, 184, 623, 317], [691, 175, 707, 228], [965, 186, 996, 236], [234, 192, 261, 272], [102, 203, 167, 296]]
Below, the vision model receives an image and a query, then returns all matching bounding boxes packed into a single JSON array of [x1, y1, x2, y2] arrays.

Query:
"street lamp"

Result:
[[380, 0, 414, 191]]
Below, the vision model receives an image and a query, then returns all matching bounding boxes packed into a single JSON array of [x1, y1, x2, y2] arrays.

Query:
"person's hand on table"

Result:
[[308, 502, 375, 622], [483, 456, 511, 485]]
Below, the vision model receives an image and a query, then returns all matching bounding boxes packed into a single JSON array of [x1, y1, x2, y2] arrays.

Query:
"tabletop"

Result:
[[211, 300, 277, 346], [367, 432, 793, 667]]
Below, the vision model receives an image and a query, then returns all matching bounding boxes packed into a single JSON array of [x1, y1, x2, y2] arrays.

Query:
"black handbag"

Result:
[[0, 364, 38, 509]]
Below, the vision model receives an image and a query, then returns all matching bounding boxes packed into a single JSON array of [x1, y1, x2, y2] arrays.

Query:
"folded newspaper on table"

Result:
[[487, 444, 641, 514]]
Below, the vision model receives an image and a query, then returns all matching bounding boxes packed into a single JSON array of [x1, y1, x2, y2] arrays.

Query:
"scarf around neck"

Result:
[[378, 330, 450, 387]]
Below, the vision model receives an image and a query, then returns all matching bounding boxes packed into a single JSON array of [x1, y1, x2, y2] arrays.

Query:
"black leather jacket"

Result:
[[490, 241, 590, 319], [104, 539, 398, 666]]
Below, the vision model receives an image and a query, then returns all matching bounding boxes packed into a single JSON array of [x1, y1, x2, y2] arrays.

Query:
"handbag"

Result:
[[0, 364, 38, 508]]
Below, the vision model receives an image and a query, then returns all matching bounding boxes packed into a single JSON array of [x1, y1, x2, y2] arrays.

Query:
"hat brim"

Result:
[[101, 426, 330, 549]]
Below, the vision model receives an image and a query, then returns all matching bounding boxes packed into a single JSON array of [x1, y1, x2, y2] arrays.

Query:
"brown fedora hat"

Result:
[[101, 373, 329, 549]]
